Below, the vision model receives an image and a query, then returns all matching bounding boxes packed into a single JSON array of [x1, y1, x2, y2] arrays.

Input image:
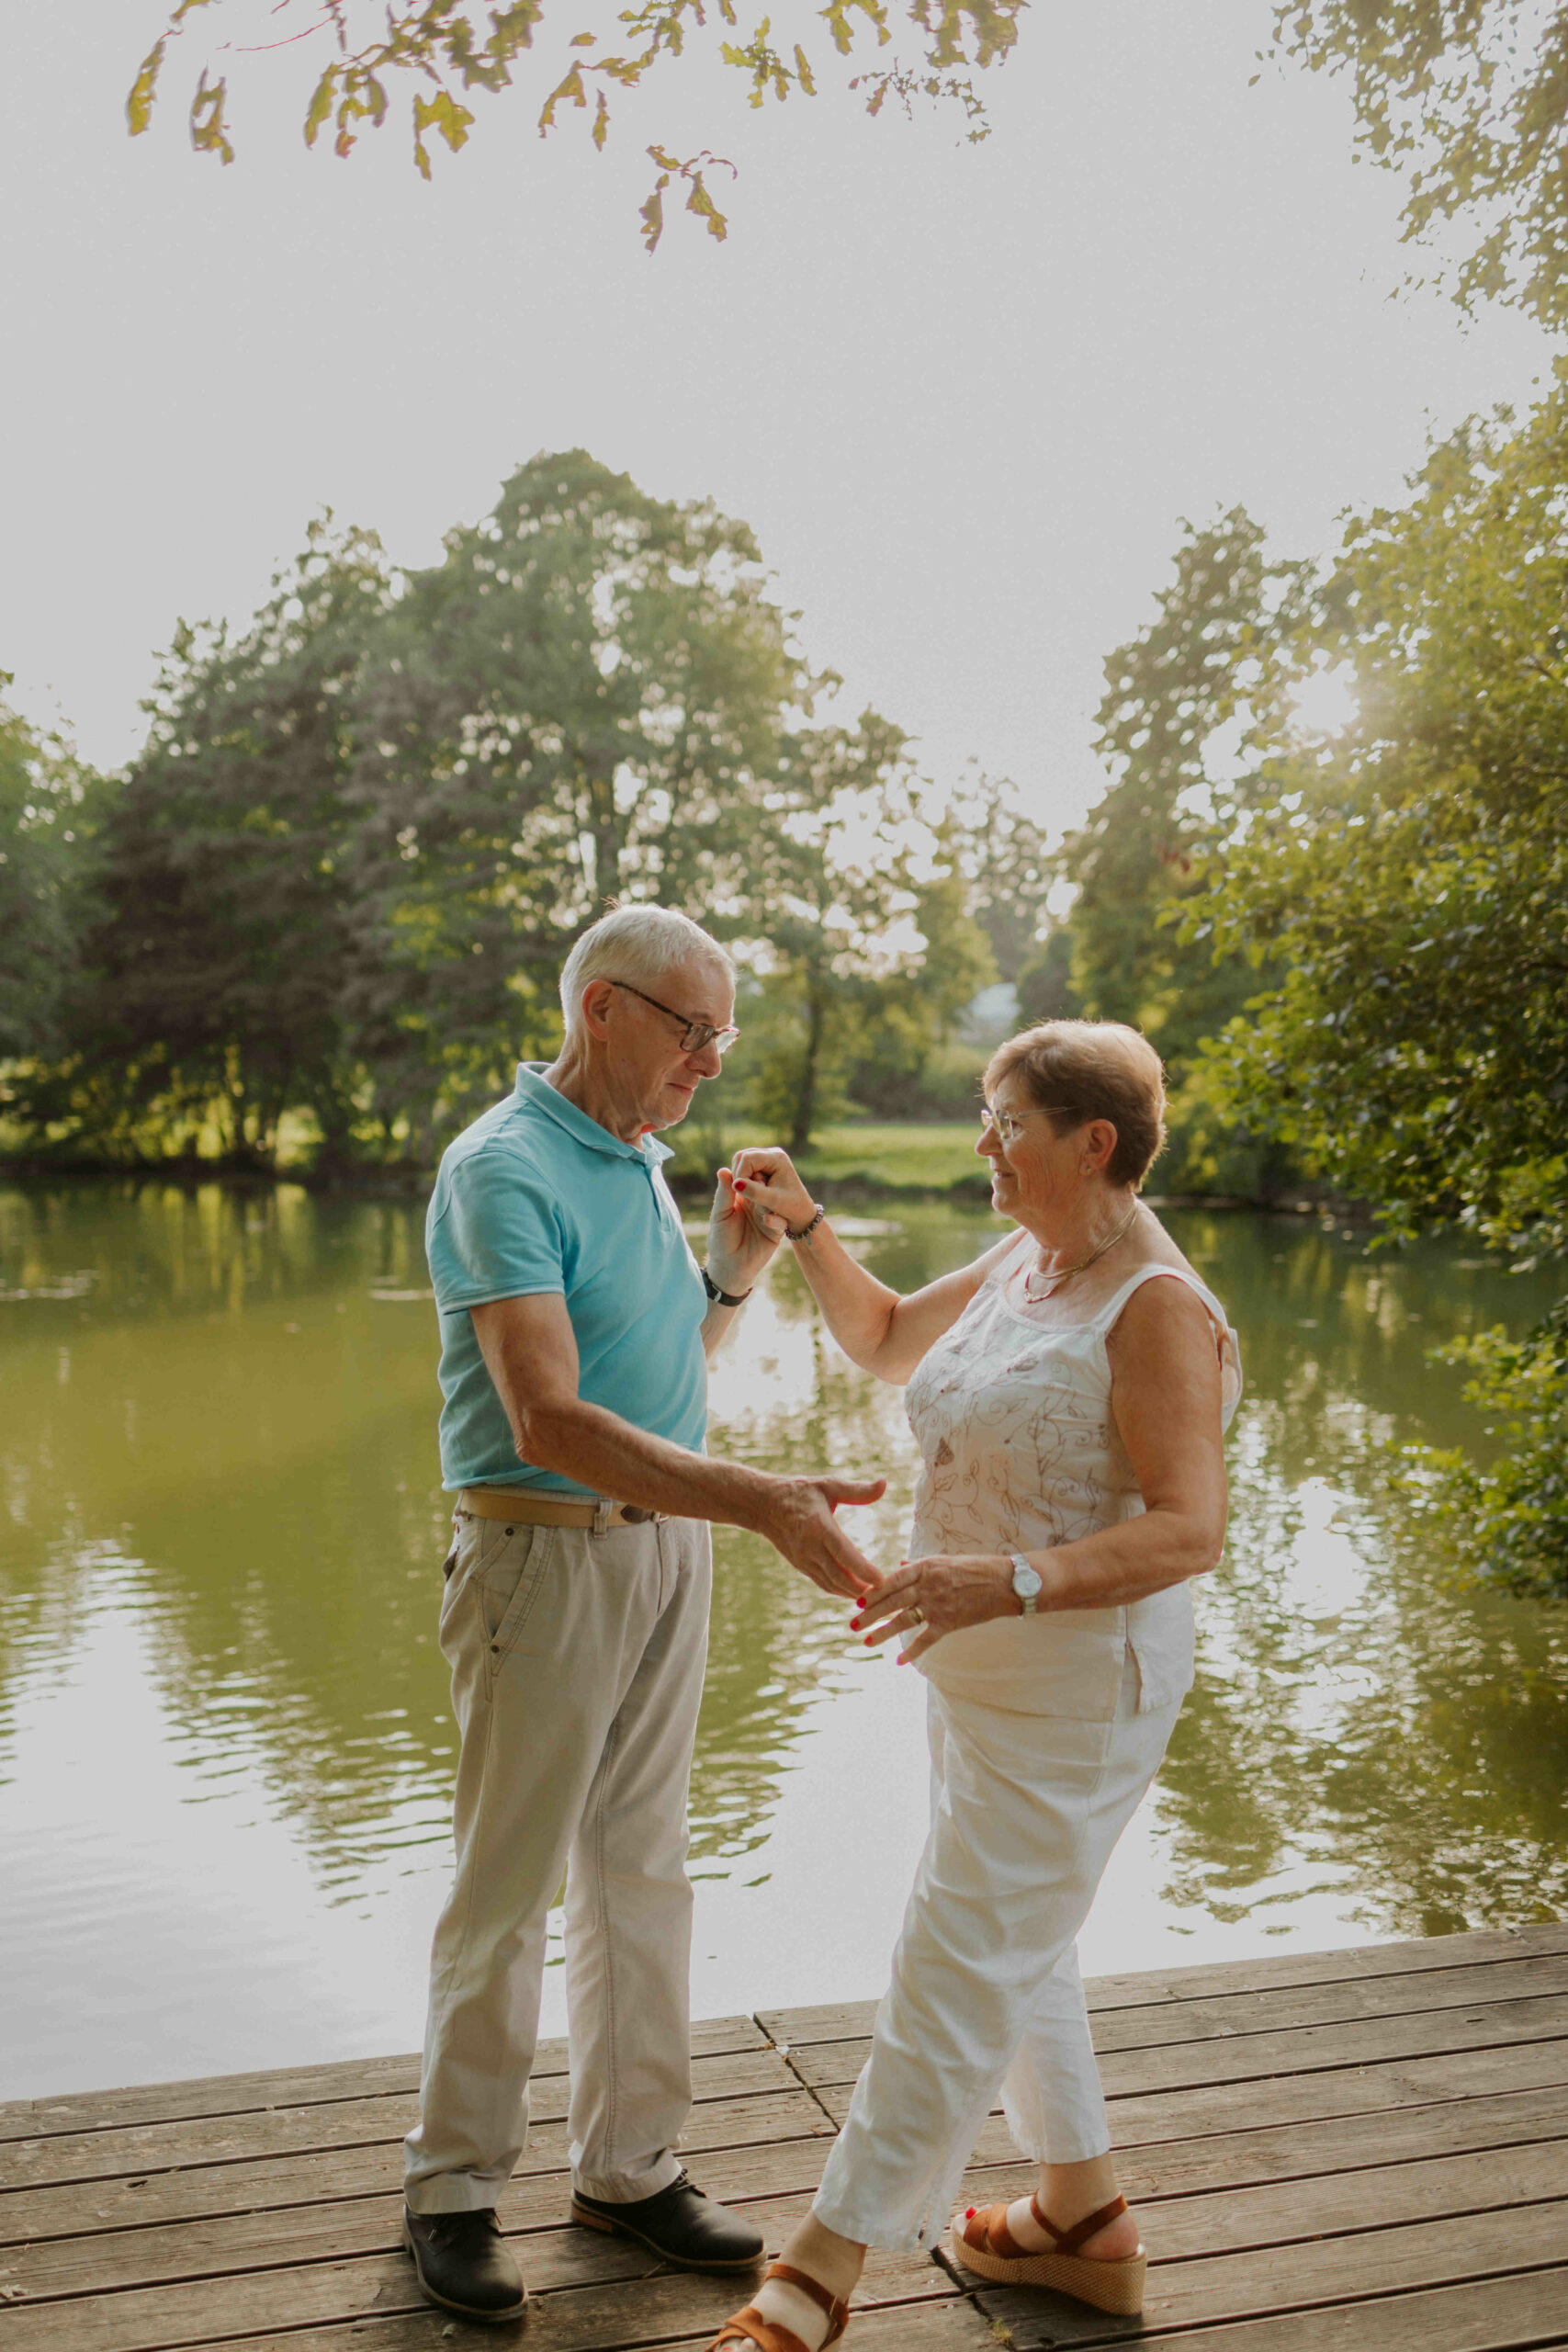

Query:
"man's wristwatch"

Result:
[[702, 1266, 752, 1308], [1010, 1552, 1043, 1617]]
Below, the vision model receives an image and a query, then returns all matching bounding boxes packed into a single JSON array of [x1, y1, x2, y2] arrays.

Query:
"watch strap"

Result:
[[702, 1265, 752, 1309]]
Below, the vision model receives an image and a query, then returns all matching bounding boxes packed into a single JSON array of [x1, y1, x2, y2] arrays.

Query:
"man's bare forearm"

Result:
[[513, 1395, 774, 1529]]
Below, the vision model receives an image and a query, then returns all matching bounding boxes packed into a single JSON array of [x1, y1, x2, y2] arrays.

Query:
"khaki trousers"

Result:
[[403, 1508, 712, 2214]]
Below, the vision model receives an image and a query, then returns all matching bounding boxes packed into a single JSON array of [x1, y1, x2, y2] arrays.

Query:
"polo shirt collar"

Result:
[[514, 1063, 674, 1164]]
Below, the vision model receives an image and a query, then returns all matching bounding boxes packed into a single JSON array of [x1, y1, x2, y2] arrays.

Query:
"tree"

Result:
[[1057, 509, 1309, 1191], [739, 715, 992, 1153], [1194, 390, 1568, 1597], [1269, 2, 1568, 331], [341, 448, 814, 1155], [22, 523, 394, 1168], [0, 688, 101, 1069], [125, 0, 1022, 247]]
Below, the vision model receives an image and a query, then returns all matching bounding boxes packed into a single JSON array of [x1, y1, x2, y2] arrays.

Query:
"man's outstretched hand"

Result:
[[757, 1474, 887, 1597]]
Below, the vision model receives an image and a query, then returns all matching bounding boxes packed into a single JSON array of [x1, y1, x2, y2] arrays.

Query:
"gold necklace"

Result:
[[1023, 1200, 1140, 1302]]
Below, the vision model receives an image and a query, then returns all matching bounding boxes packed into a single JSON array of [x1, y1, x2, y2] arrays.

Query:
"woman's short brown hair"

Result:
[[984, 1020, 1167, 1191]]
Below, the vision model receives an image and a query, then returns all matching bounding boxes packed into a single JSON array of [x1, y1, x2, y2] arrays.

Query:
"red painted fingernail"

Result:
[[965, 2210, 976, 2221]]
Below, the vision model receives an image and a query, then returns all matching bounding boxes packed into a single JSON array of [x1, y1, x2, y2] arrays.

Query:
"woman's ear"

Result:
[[1080, 1118, 1120, 1175]]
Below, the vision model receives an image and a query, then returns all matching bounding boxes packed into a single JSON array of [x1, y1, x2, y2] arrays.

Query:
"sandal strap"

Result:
[[766, 2263, 851, 2333], [1030, 2192, 1127, 2256], [711, 2311, 810, 2352]]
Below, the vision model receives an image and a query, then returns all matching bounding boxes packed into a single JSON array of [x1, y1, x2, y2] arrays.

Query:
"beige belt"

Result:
[[457, 1485, 668, 1529]]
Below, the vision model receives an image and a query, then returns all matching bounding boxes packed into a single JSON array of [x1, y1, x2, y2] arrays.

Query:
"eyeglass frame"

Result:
[[609, 979, 740, 1057], [978, 1099, 1081, 1147]]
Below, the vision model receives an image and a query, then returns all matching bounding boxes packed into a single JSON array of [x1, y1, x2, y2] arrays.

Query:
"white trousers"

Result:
[[403, 1508, 711, 2214], [812, 1653, 1181, 2252]]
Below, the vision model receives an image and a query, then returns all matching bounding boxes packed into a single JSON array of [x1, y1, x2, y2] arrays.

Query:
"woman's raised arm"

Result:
[[727, 1147, 1017, 1385]]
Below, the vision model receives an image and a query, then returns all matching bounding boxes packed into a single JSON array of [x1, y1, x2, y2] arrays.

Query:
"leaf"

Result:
[[126, 38, 165, 137], [794, 42, 815, 93], [592, 87, 610, 150], [538, 63, 586, 132], [304, 66, 336, 150], [685, 169, 728, 241], [639, 172, 669, 254], [570, 30, 598, 44], [189, 70, 234, 165]]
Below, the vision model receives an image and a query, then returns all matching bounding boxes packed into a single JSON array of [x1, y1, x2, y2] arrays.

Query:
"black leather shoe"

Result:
[[402, 2204, 527, 2322], [570, 2169, 764, 2271]]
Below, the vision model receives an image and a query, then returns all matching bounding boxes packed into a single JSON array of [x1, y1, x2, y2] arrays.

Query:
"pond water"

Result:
[[3, 1180, 1566, 2102]]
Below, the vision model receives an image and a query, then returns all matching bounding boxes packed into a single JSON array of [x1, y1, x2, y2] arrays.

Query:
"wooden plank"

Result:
[[953, 2084, 1568, 2208], [0, 2019, 766, 2147], [0, 2050, 795, 2194], [815, 2035, 1568, 2144], [19, 2130, 1568, 2307], [0, 2092, 837, 2247], [791, 1996, 1568, 2100], [0, 2221, 955, 2352], [777, 1959, 1568, 2086], [759, 1925, 1568, 2045], [982, 2268, 1568, 2352], [953, 2138, 1568, 2267], [964, 2201, 1568, 2345], [163, 2292, 998, 2352], [1087, 1955, 1568, 2055]]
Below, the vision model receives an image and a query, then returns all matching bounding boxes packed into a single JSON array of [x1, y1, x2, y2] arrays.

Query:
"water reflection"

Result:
[[2, 1182, 1565, 2088]]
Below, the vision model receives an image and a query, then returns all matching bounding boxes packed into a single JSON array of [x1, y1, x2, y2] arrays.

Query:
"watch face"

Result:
[[1011, 1558, 1043, 1597]]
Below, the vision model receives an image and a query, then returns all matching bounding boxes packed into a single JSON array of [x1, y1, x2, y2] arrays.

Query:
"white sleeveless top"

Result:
[[904, 1233, 1243, 1720]]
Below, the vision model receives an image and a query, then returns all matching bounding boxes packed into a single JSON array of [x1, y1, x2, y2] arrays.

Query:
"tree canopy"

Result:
[[1187, 390, 1568, 1597], [3, 450, 1016, 1170], [126, 0, 1021, 246], [1270, 1, 1568, 329]]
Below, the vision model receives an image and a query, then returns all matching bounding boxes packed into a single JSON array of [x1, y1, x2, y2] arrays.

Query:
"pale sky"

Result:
[[2, 0, 1555, 837]]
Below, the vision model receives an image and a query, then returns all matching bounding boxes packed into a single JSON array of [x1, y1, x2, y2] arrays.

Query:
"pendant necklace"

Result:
[[1023, 1199, 1140, 1304]]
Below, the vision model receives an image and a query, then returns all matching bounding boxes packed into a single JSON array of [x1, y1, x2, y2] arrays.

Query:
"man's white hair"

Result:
[[558, 905, 734, 1034]]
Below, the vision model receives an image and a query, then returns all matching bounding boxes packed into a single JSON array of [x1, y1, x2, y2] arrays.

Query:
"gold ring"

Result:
[[908, 1604, 925, 1627]]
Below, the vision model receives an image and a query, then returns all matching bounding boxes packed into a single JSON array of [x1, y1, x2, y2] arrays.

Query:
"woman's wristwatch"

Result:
[[1010, 1552, 1043, 1616]]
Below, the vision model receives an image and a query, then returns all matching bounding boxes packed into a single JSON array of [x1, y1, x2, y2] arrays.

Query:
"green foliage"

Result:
[[1200, 394, 1568, 1260], [1193, 388, 1568, 1593], [125, 0, 1021, 246], [1269, 2, 1568, 332], [14, 524, 393, 1169], [1391, 1307, 1568, 1604], [10, 451, 1004, 1174], [739, 716, 993, 1154], [1058, 508, 1310, 1194], [0, 687, 102, 1067], [343, 449, 809, 1152]]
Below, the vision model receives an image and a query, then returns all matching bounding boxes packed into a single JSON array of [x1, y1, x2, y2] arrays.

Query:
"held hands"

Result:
[[707, 1165, 784, 1299], [759, 1475, 887, 1599], [851, 1554, 1019, 1665], [727, 1148, 818, 1244], [706, 1147, 820, 1300]]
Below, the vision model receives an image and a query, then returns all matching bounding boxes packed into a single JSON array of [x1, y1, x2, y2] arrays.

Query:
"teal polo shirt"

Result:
[[425, 1063, 709, 1496]]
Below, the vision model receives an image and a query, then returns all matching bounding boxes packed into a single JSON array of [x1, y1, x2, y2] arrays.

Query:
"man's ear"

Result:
[[579, 980, 616, 1042]]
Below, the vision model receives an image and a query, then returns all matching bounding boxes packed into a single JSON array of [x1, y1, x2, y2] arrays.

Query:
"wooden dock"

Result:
[[4, 1924, 1567, 2351]]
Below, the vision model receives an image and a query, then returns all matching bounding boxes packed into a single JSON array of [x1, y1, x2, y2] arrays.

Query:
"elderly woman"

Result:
[[712, 1019, 1241, 2346]]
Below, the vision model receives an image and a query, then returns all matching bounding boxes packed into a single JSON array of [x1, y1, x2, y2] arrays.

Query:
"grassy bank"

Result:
[[665, 1121, 989, 1197]]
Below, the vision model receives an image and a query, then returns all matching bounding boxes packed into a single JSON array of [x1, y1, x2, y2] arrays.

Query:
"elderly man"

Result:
[[401, 904, 884, 2324]]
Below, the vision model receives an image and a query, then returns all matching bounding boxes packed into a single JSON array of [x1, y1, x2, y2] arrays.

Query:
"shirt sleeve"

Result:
[[426, 1147, 569, 1311]]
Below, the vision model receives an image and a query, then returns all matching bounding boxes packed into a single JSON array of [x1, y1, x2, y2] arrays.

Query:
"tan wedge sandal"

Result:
[[710, 2262, 852, 2352], [952, 2192, 1146, 2317]]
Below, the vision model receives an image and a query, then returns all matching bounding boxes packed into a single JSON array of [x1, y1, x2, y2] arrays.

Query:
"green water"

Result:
[[3, 1181, 1565, 2098]]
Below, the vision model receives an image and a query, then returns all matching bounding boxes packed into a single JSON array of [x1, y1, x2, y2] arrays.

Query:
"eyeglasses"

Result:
[[611, 980, 740, 1057], [979, 1100, 1077, 1147]]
